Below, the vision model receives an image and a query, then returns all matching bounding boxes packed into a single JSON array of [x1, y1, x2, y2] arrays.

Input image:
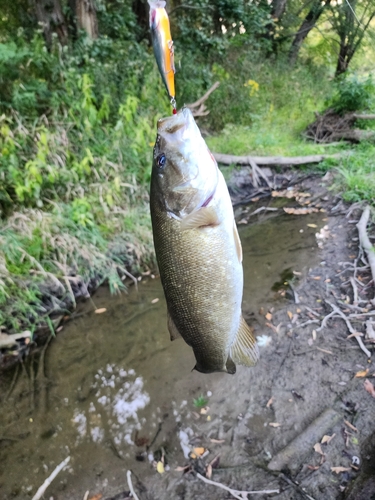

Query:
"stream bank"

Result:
[[0, 173, 375, 500]]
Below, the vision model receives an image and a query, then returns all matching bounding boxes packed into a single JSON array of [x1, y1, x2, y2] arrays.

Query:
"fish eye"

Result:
[[157, 153, 166, 168]]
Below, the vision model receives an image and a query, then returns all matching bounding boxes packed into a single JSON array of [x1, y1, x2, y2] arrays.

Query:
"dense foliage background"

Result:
[[0, 0, 374, 333]]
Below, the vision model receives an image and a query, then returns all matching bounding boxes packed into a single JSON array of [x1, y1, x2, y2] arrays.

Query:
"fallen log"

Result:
[[212, 152, 344, 167], [353, 114, 375, 120]]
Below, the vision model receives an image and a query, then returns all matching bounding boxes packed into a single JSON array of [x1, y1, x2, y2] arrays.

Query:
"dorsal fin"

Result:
[[230, 316, 259, 367], [180, 206, 221, 231], [233, 221, 243, 263]]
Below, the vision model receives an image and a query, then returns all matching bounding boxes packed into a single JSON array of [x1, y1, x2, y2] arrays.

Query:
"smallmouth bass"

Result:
[[150, 108, 259, 374]]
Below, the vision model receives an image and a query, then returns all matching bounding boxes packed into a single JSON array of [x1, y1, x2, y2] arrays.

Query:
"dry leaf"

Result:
[[157, 461, 165, 473], [355, 369, 369, 378], [287, 311, 293, 320], [206, 464, 212, 479], [88, 495, 103, 500], [190, 453, 197, 459], [307, 465, 320, 471], [331, 467, 351, 474], [175, 465, 190, 472], [193, 447, 205, 457], [344, 420, 358, 432], [364, 379, 375, 398], [95, 308, 107, 314], [316, 347, 333, 355], [312, 276, 321, 280], [151, 298, 159, 304], [321, 434, 335, 444], [266, 397, 274, 408], [269, 422, 281, 428], [284, 207, 318, 215], [265, 312, 272, 321], [313, 443, 324, 455], [307, 224, 318, 228]]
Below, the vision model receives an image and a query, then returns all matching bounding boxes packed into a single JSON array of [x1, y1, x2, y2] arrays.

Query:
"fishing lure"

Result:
[[148, 0, 176, 111]]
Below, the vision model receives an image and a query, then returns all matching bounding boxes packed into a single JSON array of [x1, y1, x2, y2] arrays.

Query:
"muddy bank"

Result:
[[1, 175, 375, 500]]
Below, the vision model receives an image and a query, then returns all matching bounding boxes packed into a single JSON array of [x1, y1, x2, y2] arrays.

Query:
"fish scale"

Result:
[[150, 108, 259, 374]]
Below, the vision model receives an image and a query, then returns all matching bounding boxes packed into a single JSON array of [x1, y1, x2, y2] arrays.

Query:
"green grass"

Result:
[[1, 44, 375, 336], [193, 395, 209, 408]]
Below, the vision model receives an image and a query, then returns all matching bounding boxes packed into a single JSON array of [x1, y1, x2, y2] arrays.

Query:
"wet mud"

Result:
[[1, 178, 375, 500]]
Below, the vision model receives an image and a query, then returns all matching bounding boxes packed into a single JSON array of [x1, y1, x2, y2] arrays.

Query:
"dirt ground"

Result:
[[1, 171, 375, 500]]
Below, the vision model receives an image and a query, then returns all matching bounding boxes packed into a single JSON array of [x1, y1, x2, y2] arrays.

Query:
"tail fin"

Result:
[[230, 316, 259, 367]]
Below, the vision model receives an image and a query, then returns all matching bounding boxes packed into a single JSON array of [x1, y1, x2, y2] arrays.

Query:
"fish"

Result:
[[148, 0, 176, 105], [150, 108, 259, 374]]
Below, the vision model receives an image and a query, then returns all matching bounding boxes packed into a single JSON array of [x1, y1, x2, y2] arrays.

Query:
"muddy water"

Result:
[[0, 210, 325, 499]]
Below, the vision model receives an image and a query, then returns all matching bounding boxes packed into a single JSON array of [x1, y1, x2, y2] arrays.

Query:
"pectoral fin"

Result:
[[230, 316, 259, 367], [233, 221, 243, 263], [180, 207, 220, 231], [167, 311, 181, 341]]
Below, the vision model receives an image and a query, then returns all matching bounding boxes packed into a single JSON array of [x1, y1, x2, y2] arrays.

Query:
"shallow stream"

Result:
[[0, 208, 326, 499]]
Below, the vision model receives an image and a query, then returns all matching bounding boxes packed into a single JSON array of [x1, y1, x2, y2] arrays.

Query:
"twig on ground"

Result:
[[196, 473, 279, 498], [356, 206, 375, 298], [118, 265, 138, 290], [316, 310, 336, 332], [279, 473, 316, 500], [304, 306, 321, 317], [326, 301, 371, 358], [126, 470, 140, 500], [250, 207, 278, 216], [299, 319, 320, 327], [31, 456, 70, 500], [350, 276, 359, 305]]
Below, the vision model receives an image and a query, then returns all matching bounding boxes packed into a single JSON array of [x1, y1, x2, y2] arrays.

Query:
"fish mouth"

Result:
[[157, 107, 193, 134]]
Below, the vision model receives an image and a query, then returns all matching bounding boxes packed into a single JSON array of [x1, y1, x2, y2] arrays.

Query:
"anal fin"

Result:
[[168, 311, 182, 341], [180, 207, 220, 231], [230, 316, 259, 367]]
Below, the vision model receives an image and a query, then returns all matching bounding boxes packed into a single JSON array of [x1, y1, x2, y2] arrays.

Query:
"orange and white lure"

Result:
[[148, 0, 176, 111]]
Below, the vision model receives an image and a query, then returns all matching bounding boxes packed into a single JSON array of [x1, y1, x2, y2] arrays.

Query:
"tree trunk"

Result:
[[335, 42, 351, 76], [75, 0, 98, 39], [33, 0, 68, 46], [288, 0, 330, 65], [271, 0, 287, 21]]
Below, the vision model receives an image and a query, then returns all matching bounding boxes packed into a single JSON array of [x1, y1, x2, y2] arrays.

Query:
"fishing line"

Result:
[[344, 0, 362, 27]]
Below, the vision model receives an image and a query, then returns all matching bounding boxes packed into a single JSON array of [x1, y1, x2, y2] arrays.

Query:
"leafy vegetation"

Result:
[[0, 0, 374, 335]]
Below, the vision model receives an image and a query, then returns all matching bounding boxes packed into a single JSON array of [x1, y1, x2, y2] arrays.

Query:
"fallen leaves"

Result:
[[94, 308, 106, 314], [313, 443, 324, 455], [355, 369, 369, 378], [321, 434, 335, 444], [156, 461, 165, 474], [364, 379, 375, 398], [344, 420, 358, 432], [283, 207, 319, 215], [266, 397, 274, 408], [331, 466, 351, 474]]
